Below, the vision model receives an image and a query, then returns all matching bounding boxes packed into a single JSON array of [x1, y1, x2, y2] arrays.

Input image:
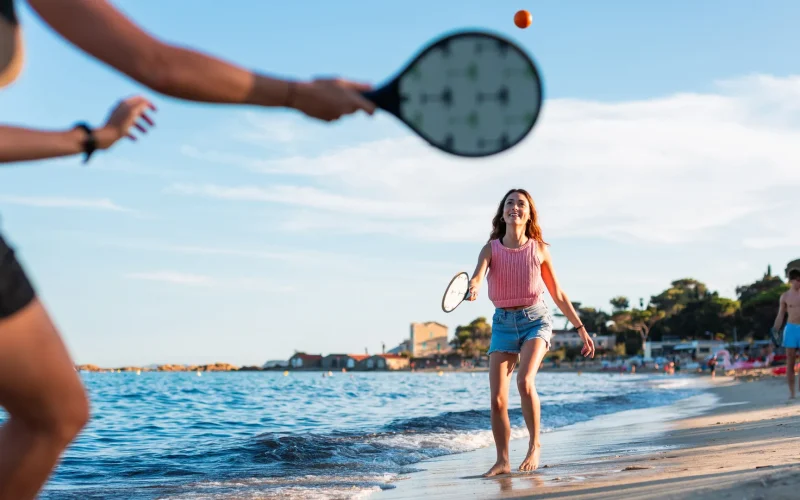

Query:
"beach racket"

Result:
[[362, 29, 544, 158], [442, 271, 471, 313], [770, 327, 783, 349]]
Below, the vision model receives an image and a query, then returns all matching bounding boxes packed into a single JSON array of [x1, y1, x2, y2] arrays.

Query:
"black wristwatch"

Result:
[[74, 122, 97, 164]]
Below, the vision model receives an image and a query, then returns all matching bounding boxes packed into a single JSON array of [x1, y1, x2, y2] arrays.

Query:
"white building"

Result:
[[644, 340, 726, 359], [551, 330, 615, 350], [262, 359, 289, 369]]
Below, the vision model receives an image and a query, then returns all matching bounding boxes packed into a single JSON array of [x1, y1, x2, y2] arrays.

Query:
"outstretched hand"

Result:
[[98, 96, 157, 149]]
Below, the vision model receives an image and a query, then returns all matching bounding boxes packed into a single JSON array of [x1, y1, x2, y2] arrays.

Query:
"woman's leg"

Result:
[[483, 351, 518, 477], [516, 338, 549, 471], [0, 299, 90, 500]]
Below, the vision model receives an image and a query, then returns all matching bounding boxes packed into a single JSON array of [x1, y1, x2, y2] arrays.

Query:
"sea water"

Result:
[[1, 371, 700, 499]]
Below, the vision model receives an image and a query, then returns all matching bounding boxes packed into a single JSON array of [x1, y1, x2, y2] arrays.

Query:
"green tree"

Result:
[[451, 317, 492, 356], [575, 304, 610, 334], [649, 278, 707, 316], [610, 296, 630, 312], [628, 306, 666, 349], [736, 267, 787, 338]]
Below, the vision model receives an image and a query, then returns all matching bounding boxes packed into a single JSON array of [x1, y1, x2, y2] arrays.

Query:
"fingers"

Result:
[[350, 91, 377, 115], [139, 110, 156, 127], [582, 340, 596, 358], [126, 98, 157, 141], [340, 80, 373, 93], [308, 78, 378, 120], [340, 80, 377, 115]]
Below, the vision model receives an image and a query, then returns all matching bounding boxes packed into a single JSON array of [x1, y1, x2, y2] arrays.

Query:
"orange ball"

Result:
[[514, 10, 532, 29]]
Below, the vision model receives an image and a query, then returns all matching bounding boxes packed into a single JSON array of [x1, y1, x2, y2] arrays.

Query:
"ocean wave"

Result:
[[38, 372, 702, 499]]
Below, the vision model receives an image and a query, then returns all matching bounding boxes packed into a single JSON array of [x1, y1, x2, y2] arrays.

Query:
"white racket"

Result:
[[442, 271, 471, 313]]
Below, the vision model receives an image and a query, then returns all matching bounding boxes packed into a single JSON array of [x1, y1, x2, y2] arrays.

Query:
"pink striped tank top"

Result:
[[486, 238, 545, 308]]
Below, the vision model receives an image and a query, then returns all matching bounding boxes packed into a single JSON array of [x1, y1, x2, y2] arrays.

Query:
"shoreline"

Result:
[[375, 373, 798, 500]]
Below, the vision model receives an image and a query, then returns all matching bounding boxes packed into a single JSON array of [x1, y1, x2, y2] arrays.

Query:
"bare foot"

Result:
[[519, 443, 541, 472], [483, 461, 511, 477]]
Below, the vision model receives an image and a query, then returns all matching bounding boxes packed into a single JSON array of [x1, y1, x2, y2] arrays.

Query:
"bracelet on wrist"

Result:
[[73, 122, 97, 164]]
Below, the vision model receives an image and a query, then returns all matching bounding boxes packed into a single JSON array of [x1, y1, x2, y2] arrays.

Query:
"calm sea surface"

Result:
[[0, 371, 701, 499]]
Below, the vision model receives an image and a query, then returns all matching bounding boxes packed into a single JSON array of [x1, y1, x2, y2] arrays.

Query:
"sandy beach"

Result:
[[377, 374, 800, 500]]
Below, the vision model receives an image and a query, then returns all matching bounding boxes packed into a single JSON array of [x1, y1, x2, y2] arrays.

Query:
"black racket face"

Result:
[[442, 272, 470, 313], [367, 30, 543, 158]]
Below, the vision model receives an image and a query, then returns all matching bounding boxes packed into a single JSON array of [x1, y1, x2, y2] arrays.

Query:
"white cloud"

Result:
[[0, 195, 130, 211], [102, 238, 322, 262], [125, 271, 213, 286], [124, 271, 294, 292], [234, 111, 310, 145], [170, 74, 800, 245], [742, 236, 800, 249], [166, 183, 449, 218], [92, 158, 184, 178]]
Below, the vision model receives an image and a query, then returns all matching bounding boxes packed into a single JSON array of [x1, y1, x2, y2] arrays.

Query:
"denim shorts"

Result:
[[488, 301, 553, 355]]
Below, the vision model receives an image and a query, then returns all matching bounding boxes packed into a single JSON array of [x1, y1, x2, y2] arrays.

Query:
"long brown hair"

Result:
[[488, 188, 547, 244]]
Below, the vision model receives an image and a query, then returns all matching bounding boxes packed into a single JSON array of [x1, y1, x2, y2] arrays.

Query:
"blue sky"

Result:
[[2, 0, 800, 367]]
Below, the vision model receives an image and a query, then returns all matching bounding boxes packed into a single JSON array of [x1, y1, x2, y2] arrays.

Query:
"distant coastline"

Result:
[[74, 363, 261, 373], [73, 362, 756, 377]]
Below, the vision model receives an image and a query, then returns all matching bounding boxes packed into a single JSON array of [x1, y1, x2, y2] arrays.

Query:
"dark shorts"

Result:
[[0, 231, 36, 319]]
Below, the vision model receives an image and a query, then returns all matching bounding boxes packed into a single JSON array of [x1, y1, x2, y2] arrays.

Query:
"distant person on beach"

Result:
[[466, 188, 595, 477], [1, 0, 374, 497], [773, 269, 800, 400], [707, 355, 717, 379]]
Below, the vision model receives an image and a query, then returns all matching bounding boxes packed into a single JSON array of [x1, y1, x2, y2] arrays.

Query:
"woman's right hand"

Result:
[[97, 96, 157, 149], [290, 78, 377, 122], [467, 278, 481, 301]]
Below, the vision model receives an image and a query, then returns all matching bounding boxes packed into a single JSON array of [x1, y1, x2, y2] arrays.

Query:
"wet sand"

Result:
[[377, 374, 799, 500]]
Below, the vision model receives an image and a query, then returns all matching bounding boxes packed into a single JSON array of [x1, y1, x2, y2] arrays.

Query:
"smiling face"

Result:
[[489, 188, 545, 244], [502, 191, 531, 226]]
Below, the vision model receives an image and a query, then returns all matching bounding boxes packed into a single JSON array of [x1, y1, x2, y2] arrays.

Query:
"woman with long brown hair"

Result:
[[466, 188, 594, 476]]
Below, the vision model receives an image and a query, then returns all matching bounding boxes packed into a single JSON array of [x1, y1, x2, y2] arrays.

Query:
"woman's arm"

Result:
[[0, 126, 108, 163], [466, 242, 491, 301], [26, 0, 375, 121], [539, 245, 595, 358], [0, 96, 154, 164]]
